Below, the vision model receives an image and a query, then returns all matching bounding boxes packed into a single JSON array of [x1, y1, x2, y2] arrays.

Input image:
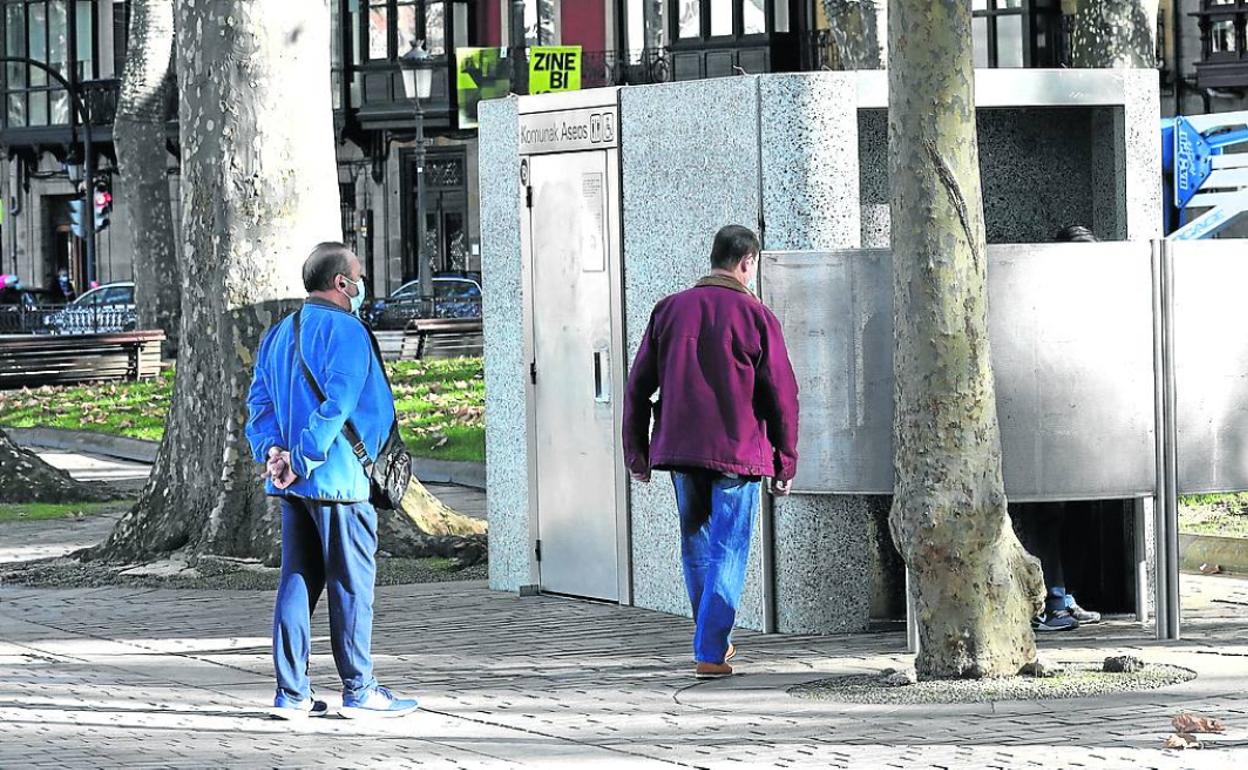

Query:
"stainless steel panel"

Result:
[[529, 151, 620, 601], [990, 243, 1157, 500], [1171, 238, 1248, 494], [855, 69, 1131, 109], [764, 243, 1157, 500], [761, 250, 894, 494]]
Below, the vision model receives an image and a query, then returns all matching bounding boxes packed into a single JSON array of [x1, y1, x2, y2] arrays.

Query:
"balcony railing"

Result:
[[2, 76, 178, 133]]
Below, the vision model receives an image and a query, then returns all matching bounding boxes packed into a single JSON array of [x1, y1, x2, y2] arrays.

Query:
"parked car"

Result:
[[365, 276, 483, 330], [0, 284, 44, 334], [45, 281, 137, 335]]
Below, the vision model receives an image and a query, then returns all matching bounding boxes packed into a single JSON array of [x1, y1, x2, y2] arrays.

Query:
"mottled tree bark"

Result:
[[94, 1, 344, 563], [93, 0, 481, 564], [0, 429, 118, 504], [822, 0, 887, 69], [887, 0, 1044, 679], [1070, 0, 1158, 68], [115, 0, 180, 356]]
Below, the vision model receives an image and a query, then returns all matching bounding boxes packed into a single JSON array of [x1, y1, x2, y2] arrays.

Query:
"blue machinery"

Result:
[[1163, 112, 1248, 239]]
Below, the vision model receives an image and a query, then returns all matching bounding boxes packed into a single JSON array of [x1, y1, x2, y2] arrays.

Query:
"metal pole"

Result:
[[1173, 0, 1184, 116], [1151, 239, 1169, 640], [759, 495, 777, 634], [415, 96, 430, 301], [1162, 240, 1181, 640], [83, 118, 95, 287]]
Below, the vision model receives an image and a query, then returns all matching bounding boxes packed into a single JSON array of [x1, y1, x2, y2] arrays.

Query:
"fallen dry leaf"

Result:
[[1162, 733, 1201, 750], [1172, 714, 1226, 734]]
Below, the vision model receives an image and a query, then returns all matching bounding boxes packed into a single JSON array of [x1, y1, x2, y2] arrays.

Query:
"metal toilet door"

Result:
[[527, 150, 619, 601]]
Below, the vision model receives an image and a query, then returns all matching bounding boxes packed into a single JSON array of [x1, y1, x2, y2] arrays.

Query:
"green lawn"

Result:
[[1180, 493, 1248, 538], [0, 358, 486, 464], [0, 370, 174, 442], [0, 501, 130, 524]]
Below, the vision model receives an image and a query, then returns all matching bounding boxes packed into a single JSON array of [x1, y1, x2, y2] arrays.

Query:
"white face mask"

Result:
[[340, 276, 366, 313]]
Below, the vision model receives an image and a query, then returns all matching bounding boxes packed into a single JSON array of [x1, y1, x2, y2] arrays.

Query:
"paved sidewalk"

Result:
[[36, 449, 151, 488], [2, 576, 1246, 768]]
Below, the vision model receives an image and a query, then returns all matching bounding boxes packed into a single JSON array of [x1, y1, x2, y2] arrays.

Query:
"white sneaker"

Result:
[[339, 686, 420, 719], [270, 697, 329, 720]]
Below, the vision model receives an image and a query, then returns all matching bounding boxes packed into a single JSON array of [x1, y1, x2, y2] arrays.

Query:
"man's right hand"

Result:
[[631, 471, 651, 483], [264, 447, 298, 489], [771, 478, 793, 497]]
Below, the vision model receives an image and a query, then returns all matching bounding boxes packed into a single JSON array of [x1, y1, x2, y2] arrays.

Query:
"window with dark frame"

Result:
[[668, 0, 779, 43], [1197, 0, 1248, 63], [360, 0, 452, 61], [971, 0, 1061, 69], [1, 0, 99, 129], [344, 0, 475, 112], [973, 0, 1026, 68]]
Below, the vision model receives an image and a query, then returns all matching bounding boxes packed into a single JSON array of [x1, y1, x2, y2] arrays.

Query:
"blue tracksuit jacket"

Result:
[[245, 298, 396, 502]]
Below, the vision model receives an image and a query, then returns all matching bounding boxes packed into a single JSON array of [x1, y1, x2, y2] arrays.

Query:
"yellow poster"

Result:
[[529, 46, 582, 94]]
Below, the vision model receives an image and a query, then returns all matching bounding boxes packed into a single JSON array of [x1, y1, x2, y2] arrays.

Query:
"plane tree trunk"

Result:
[[93, 0, 353, 563], [821, 0, 887, 69], [115, 0, 181, 356], [1069, 0, 1158, 69], [887, 0, 1045, 680], [91, 0, 483, 565]]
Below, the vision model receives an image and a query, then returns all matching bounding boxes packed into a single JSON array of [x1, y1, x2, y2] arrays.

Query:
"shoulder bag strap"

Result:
[[293, 308, 372, 466]]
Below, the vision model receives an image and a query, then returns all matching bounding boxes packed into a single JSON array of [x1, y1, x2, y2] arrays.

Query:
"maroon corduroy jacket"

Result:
[[622, 279, 799, 481]]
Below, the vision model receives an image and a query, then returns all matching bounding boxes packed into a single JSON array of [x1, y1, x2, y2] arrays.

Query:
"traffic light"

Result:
[[93, 181, 112, 232], [68, 198, 87, 238]]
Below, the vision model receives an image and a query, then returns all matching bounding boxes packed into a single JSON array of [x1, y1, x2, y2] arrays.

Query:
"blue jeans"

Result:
[[273, 497, 379, 703], [671, 470, 760, 664]]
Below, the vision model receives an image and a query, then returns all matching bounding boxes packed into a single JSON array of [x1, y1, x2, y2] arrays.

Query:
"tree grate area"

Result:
[[788, 664, 1196, 705]]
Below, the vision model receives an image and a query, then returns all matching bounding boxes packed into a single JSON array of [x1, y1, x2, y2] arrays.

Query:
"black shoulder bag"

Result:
[[292, 308, 412, 510]]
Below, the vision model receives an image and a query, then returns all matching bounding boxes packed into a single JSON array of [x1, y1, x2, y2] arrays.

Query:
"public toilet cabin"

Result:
[[479, 69, 1248, 640]]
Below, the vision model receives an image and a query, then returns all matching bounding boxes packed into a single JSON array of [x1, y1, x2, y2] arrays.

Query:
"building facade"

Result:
[[0, 1, 1202, 301]]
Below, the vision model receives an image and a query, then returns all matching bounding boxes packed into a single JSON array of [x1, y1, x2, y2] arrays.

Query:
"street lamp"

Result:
[[402, 40, 434, 301]]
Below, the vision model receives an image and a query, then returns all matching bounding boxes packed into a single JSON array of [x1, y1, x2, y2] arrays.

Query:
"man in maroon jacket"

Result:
[[623, 224, 799, 679]]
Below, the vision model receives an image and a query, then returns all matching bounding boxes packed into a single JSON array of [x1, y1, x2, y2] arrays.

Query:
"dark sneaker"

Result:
[[1034, 609, 1080, 632], [339, 686, 420, 719], [1069, 602, 1101, 624], [270, 696, 329, 720], [695, 662, 734, 679]]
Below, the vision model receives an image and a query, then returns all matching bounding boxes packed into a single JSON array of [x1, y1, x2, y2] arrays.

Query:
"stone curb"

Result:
[[1179, 532, 1248, 575], [7, 427, 158, 464], [8, 426, 488, 490], [409, 457, 487, 490]]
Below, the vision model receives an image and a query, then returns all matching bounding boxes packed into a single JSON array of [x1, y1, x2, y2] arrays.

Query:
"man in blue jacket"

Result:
[[246, 242, 418, 719]]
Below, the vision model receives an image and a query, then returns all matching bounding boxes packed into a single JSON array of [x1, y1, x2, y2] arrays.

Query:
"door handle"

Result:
[[593, 348, 610, 404]]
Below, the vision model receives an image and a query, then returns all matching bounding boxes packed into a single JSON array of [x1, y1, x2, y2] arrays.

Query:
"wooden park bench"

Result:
[[405, 317, 484, 360], [0, 330, 165, 389]]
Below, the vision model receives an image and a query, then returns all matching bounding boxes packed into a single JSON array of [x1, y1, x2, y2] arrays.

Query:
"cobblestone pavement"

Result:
[[2, 574, 1247, 769]]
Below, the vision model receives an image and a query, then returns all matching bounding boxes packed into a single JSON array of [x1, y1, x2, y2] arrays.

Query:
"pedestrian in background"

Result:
[[623, 224, 800, 679]]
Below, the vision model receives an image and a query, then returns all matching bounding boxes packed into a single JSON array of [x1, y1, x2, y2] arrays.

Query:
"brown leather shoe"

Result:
[[695, 662, 733, 679]]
